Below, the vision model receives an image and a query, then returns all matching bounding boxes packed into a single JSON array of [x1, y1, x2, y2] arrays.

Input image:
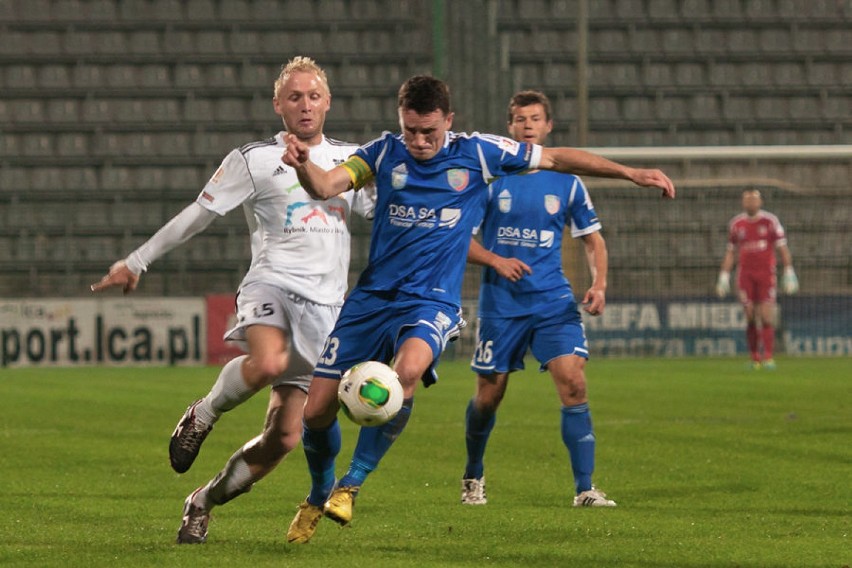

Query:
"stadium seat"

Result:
[[57, 133, 89, 157], [129, 31, 161, 55], [140, 65, 171, 89], [156, 132, 193, 157], [73, 64, 104, 89], [643, 62, 673, 88], [85, 0, 118, 20], [106, 65, 139, 88], [63, 30, 94, 55], [5, 65, 37, 88], [216, 98, 249, 123], [29, 31, 62, 55], [207, 64, 240, 88], [196, 31, 228, 55], [164, 30, 197, 55], [100, 166, 133, 191], [229, 31, 260, 55], [648, 0, 681, 19], [711, 0, 742, 19], [96, 31, 129, 55], [219, 0, 250, 21], [64, 167, 99, 191], [593, 29, 630, 54], [806, 63, 837, 86], [152, 0, 184, 20], [773, 62, 805, 87], [11, 99, 45, 124], [674, 63, 705, 87], [175, 64, 204, 88], [656, 96, 688, 120], [47, 99, 81, 124], [22, 133, 53, 157], [186, 0, 217, 20], [741, 62, 773, 87], [184, 97, 214, 122], [688, 94, 720, 120], [589, 97, 620, 121], [241, 63, 273, 89], [543, 63, 574, 88], [661, 28, 695, 54]]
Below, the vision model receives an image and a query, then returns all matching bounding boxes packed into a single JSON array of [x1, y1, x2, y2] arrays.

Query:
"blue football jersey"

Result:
[[351, 131, 540, 308], [478, 170, 602, 317]]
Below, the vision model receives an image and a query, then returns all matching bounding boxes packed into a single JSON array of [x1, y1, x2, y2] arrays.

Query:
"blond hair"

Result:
[[274, 56, 329, 98]]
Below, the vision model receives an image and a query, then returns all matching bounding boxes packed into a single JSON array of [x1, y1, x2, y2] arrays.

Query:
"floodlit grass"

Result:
[[0, 358, 849, 567]]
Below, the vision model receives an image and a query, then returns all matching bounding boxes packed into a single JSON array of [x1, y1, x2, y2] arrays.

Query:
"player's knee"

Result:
[[475, 389, 504, 413], [392, 361, 423, 392], [245, 353, 288, 387], [278, 429, 301, 455]]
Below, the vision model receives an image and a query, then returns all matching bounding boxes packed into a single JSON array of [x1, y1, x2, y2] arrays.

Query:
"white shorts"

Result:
[[224, 282, 341, 391]]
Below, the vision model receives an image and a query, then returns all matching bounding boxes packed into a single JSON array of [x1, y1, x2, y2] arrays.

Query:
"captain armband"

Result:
[[341, 156, 375, 190]]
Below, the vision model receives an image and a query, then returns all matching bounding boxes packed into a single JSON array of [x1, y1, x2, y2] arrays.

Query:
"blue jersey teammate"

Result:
[[463, 90, 615, 508], [283, 76, 675, 542]]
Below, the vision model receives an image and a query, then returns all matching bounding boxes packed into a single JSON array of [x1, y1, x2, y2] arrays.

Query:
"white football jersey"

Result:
[[196, 132, 374, 305]]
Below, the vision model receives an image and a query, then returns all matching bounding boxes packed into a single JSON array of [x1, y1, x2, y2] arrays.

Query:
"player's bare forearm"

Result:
[[720, 249, 735, 273], [582, 232, 608, 314], [468, 239, 531, 282], [779, 244, 793, 268], [540, 147, 676, 198], [282, 133, 350, 199]]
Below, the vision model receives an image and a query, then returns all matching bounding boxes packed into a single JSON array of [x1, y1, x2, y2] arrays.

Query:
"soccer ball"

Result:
[[338, 361, 404, 427]]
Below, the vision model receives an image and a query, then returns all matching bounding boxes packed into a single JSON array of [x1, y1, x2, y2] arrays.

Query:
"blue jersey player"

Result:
[[463, 90, 615, 509], [283, 76, 675, 542]]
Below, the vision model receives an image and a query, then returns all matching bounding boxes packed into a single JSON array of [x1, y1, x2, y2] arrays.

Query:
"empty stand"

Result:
[[0, 0, 847, 299]]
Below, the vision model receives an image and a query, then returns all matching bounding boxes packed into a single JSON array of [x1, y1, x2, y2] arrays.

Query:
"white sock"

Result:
[[194, 444, 257, 510], [195, 355, 256, 426]]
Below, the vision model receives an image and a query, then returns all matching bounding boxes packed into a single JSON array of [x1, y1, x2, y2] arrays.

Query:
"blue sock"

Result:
[[339, 398, 414, 488], [303, 419, 341, 506], [561, 403, 595, 494], [463, 399, 496, 479]]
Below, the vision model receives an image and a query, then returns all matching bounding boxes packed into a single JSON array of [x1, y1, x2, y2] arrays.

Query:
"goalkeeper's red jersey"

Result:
[[727, 210, 787, 275]]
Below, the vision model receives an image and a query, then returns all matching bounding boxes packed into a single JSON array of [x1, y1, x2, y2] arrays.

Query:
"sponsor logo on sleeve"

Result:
[[209, 165, 225, 184], [497, 137, 520, 156]]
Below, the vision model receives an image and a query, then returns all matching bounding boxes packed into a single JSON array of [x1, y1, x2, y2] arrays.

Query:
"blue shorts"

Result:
[[314, 288, 463, 387], [471, 302, 588, 375]]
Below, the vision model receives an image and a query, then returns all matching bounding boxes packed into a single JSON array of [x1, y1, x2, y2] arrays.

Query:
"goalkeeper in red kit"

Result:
[[716, 189, 798, 369]]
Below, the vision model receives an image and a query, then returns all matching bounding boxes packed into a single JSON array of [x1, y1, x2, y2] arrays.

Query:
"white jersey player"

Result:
[[91, 57, 374, 544]]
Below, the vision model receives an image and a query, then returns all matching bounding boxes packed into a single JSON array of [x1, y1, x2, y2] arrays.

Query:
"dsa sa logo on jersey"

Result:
[[544, 194, 560, 215], [447, 168, 469, 191]]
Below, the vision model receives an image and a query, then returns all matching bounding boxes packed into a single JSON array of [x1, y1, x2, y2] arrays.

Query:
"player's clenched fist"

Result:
[[282, 133, 310, 167], [90, 260, 140, 295]]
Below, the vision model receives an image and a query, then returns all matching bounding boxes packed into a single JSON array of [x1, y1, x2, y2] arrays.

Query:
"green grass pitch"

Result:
[[0, 358, 849, 567]]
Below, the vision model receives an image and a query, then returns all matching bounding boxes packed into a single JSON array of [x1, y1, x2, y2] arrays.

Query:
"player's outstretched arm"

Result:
[[282, 133, 353, 200], [91, 260, 140, 294], [539, 147, 675, 199], [90, 202, 218, 294], [467, 239, 532, 283]]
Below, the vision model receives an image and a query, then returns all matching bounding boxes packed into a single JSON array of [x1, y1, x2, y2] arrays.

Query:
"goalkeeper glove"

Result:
[[715, 271, 730, 298], [782, 266, 799, 295]]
